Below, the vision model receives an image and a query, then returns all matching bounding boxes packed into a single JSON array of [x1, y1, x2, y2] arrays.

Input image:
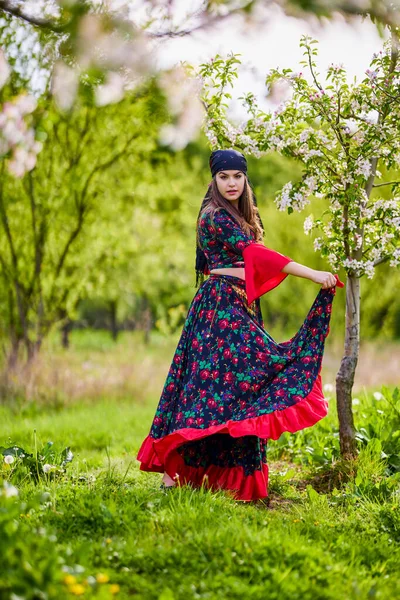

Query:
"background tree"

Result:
[[0, 81, 169, 364], [199, 32, 400, 457]]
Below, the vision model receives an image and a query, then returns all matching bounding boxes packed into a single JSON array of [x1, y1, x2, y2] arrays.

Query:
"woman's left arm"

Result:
[[282, 261, 340, 289]]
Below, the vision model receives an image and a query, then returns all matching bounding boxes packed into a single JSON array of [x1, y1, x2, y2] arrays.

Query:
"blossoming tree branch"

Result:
[[1, 0, 399, 179], [198, 31, 400, 457]]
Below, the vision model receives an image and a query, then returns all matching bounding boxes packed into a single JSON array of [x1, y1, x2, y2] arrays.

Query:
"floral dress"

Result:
[[136, 208, 343, 501]]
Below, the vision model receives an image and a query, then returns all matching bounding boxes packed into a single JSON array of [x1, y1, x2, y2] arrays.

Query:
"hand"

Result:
[[311, 270, 338, 289]]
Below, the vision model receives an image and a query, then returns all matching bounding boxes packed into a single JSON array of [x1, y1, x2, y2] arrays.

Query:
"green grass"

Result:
[[1, 331, 400, 599]]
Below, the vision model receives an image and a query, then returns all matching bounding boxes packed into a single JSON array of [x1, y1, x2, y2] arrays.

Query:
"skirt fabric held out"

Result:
[[136, 272, 338, 502]]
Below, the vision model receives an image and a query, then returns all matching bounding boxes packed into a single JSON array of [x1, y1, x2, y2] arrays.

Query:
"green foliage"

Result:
[[0, 483, 66, 599], [269, 386, 400, 471], [0, 480, 121, 598], [1, 439, 74, 482]]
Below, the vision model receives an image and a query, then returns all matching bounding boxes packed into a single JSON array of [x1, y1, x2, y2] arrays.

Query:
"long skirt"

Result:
[[136, 273, 337, 502]]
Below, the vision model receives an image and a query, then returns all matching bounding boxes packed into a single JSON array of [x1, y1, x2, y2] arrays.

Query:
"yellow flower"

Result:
[[109, 584, 120, 594], [105, 538, 112, 544], [63, 574, 77, 585], [96, 573, 110, 583], [69, 583, 86, 595]]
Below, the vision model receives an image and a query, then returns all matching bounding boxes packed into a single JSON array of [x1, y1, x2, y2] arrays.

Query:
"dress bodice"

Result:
[[197, 208, 256, 271], [197, 207, 295, 305]]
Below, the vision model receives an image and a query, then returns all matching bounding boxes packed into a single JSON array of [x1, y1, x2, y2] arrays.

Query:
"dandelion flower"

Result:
[[69, 583, 86, 596], [109, 584, 120, 594], [2, 481, 18, 497]]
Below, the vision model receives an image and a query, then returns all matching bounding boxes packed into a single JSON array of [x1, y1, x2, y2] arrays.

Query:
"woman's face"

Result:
[[216, 170, 245, 203]]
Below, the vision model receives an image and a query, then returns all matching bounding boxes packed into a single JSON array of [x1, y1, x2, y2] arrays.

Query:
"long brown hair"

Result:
[[197, 176, 264, 246], [195, 175, 265, 286]]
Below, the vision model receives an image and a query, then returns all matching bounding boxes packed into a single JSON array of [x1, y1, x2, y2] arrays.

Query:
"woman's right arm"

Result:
[[282, 261, 341, 289]]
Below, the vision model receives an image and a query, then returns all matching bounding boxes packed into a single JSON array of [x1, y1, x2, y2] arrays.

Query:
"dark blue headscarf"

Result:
[[195, 148, 264, 287], [209, 149, 248, 178]]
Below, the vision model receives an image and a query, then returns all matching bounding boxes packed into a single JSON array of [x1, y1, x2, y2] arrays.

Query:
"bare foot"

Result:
[[162, 472, 176, 487]]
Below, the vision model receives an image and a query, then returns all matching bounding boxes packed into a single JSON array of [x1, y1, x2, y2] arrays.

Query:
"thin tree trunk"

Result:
[[7, 337, 21, 370], [109, 300, 118, 341], [26, 337, 42, 364], [59, 308, 73, 348], [142, 296, 152, 345], [335, 274, 360, 457], [61, 320, 73, 348]]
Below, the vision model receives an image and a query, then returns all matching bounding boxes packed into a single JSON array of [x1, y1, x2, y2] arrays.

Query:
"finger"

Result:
[[327, 277, 335, 288], [324, 277, 335, 288]]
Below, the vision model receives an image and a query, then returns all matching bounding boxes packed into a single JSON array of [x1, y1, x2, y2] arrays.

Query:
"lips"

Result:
[[227, 191, 237, 194]]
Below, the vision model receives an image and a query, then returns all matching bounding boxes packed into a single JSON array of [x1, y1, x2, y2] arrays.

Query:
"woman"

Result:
[[136, 148, 343, 502]]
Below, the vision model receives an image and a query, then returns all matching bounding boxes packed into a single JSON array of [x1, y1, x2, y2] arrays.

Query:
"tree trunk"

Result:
[[335, 274, 360, 458], [109, 300, 118, 341], [61, 320, 73, 348], [26, 337, 42, 364], [142, 296, 152, 345], [7, 337, 21, 370]]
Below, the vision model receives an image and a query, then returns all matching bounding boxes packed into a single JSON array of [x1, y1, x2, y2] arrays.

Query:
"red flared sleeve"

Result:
[[243, 243, 293, 305]]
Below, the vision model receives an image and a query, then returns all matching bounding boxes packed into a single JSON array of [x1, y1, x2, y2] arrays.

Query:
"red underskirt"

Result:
[[136, 369, 328, 501]]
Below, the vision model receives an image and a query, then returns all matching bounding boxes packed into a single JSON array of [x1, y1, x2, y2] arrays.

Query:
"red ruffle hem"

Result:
[[137, 368, 328, 502]]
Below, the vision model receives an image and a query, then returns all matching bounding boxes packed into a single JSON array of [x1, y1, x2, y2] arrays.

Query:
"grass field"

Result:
[[1, 330, 400, 599]]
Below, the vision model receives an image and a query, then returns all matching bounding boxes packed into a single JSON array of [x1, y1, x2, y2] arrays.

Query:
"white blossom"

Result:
[[303, 149, 323, 162], [299, 128, 313, 143], [313, 237, 323, 251], [0, 48, 10, 89], [158, 66, 203, 150], [51, 62, 79, 111], [327, 253, 339, 268], [390, 247, 400, 267], [275, 182, 293, 211], [304, 176, 317, 193], [354, 158, 372, 179], [303, 215, 314, 235], [2, 481, 19, 497], [95, 71, 125, 106], [354, 233, 363, 250]]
